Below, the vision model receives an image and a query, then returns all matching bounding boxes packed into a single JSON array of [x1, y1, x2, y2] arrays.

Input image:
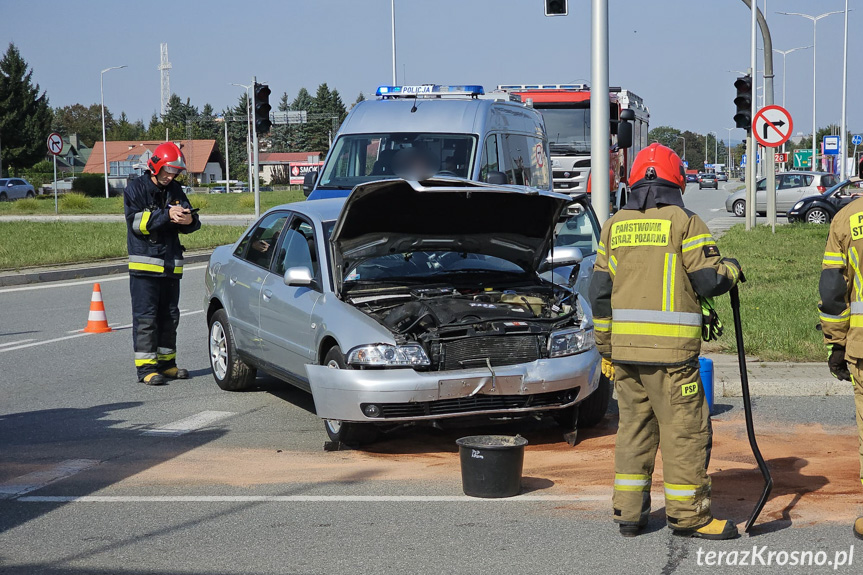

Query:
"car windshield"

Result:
[[318, 133, 476, 189], [344, 251, 524, 284], [554, 202, 600, 254], [534, 106, 591, 154]]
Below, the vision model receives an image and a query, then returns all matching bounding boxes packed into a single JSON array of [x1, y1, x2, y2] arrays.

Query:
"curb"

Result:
[[0, 251, 213, 287], [706, 355, 853, 397]]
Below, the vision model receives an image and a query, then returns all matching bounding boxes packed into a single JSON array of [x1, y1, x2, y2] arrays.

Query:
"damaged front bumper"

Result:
[[305, 347, 601, 422]]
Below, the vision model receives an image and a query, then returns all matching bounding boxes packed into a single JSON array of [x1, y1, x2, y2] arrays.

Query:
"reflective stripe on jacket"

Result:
[[589, 205, 739, 366], [123, 174, 200, 278], [819, 197, 863, 359]]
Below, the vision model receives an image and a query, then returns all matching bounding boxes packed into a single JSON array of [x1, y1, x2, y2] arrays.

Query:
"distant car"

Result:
[[698, 173, 719, 190], [685, 173, 699, 183], [787, 179, 863, 224], [0, 178, 36, 201], [717, 172, 728, 182], [210, 186, 227, 194], [725, 171, 839, 217]]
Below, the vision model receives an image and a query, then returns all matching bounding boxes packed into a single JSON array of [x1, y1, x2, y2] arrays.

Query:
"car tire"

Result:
[[26, 191, 34, 199], [576, 375, 611, 428], [208, 309, 257, 391], [733, 200, 745, 217], [805, 207, 830, 224], [321, 346, 380, 446], [0, 192, 6, 202]]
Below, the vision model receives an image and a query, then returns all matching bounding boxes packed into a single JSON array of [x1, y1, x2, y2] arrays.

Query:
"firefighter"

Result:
[[818, 195, 863, 540], [589, 143, 742, 539], [124, 142, 200, 385]]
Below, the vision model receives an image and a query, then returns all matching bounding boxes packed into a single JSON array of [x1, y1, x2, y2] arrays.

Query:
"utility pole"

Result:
[[590, 0, 610, 222]]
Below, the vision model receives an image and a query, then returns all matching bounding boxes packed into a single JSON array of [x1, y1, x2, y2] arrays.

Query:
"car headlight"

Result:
[[548, 327, 595, 357], [347, 344, 431, 367], [792, 201, 804, 211]]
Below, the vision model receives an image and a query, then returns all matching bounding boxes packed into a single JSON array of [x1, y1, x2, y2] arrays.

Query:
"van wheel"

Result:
[[321, 346, 380, 446]]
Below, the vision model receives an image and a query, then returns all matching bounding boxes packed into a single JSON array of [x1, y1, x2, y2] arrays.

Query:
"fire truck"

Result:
[[497, 84, 650, 207]]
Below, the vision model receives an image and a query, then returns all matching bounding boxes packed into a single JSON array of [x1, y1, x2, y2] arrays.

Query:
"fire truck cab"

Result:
[[498, 84, 649, 210]]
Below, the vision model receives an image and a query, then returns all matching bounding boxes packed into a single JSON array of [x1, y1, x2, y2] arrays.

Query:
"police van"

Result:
[[303, 84, 553, 199]]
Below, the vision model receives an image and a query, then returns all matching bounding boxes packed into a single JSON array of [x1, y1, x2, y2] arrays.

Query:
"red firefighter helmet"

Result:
[[148, 142, 187, 175], [629, 142, 685, 192]]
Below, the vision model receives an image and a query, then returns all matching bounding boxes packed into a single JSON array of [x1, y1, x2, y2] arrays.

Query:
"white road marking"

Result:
[[17, 494, 609, 503], [0, 459, 100, 500], [0, 339, 36, 348], [0, 331, 92, 353], [0, 264, 207, 294], [142, 410, 235, 437]]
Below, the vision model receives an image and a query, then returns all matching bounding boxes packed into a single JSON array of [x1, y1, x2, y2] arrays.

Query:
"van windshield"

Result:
[[317, 133, 477, 189]]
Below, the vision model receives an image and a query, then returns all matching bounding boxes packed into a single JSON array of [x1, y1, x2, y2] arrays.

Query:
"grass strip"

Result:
[[707, 223, 827, 362], [0, 222, 245, 270], [0, 190, 305, 215]]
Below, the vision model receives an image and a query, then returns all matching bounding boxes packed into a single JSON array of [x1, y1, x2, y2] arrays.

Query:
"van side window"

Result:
[[480, 134, 499, 182], [500, 134, 550, 190]]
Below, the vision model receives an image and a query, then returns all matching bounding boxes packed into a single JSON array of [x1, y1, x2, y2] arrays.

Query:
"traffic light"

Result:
[[733, 75, 752, 131], [254, 82, 272, 134], [545, 0, 568, 16]]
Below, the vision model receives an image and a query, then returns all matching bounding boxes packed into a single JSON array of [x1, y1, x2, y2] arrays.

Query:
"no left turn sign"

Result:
[[752, 105, 793, 148], [47, 132, 63, 155]]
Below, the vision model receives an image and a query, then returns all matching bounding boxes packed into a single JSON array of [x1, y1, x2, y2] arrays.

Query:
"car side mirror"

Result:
[[538, 246, 584, 273], [284, 266, 314, 287], [485, 170, 508, 185], [302, 171, 318, 197]]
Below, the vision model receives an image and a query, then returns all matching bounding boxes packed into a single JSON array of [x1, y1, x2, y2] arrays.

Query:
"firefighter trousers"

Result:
[[130, 275, 180, 381], [613, 360, 713, 530], [846, 360, 863, 486]]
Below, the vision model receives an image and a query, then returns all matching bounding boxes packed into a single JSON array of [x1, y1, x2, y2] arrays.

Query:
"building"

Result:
[[84, 139, 222, 190]]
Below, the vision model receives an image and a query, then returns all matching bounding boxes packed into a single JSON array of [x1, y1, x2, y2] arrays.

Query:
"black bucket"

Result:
[[455, 434, 528, 498]]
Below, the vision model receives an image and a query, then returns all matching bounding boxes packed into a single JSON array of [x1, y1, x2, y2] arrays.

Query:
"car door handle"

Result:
[[262, 289, 273, 301], [229, 276, 237, 286]]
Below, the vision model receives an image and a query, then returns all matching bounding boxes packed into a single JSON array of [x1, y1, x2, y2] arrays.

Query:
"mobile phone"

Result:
[[189, 208, 200, 214]]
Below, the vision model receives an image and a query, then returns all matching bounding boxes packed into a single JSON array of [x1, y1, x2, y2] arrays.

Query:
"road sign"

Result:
[[752, 105, 793, 148], [740, 154, 746, 167], [823, 135, 840, 156], [853, 135, 863, 146], [683, 160, 688, 168], [774, 153, 788, 163], [46, 132, 63, 156], [794, 149, 813, 169]]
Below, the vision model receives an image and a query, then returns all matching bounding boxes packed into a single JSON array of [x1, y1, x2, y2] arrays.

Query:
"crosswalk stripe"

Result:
[[0, 459, 100, 500], [142, 411, 235, 437]]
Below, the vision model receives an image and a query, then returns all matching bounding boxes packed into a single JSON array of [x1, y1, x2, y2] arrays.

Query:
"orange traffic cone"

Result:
[[83, 283, 112, 333]]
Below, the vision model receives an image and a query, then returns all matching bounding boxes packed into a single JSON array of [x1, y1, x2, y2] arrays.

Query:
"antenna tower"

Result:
[[159, 43, 172, 118]]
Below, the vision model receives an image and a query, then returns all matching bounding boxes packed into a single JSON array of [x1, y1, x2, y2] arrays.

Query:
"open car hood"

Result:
[[330, 178, 571, 295]]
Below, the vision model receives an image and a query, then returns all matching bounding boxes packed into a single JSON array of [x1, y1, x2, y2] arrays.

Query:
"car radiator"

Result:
[[437, 334, 543, 371]]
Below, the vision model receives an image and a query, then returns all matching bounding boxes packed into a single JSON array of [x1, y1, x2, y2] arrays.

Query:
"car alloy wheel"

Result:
[[733, 200, 745, 217], [208, 309, 256, 391], [805, 207, 829, 224], [210, 321, 228, 380]]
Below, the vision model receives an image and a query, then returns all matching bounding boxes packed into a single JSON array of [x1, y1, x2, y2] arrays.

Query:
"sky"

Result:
[[0, 0, 857, 143]]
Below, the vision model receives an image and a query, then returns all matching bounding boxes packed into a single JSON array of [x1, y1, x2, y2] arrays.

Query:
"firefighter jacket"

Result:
[[819, 197, 863, 360], [589, 202, 740, 366], [123, 174, 200, 278]]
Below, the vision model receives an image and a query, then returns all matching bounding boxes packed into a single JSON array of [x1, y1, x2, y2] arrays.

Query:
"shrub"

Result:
[[189, 196, 209, 210], [238, 195, 256, 209], [60, 193, 92, 211], [72, 173, 106, 197], [11, 198, 39, 212]]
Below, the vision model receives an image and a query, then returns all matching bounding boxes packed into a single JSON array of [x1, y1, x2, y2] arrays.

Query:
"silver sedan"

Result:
[[204, 179, 606, 445]]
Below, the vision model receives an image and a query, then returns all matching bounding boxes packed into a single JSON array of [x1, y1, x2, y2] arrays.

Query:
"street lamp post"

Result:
[[676, 135, 686, 162], [778, 10, 843, 172], [231, 83, 253, 194], [725, 127, 736, 174], [100, 65, 127, 199]]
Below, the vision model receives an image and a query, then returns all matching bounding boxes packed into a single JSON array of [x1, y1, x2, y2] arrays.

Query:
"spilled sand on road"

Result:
[[115, 411, 861, 527]]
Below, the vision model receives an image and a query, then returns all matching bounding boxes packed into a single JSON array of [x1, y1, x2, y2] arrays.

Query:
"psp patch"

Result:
[[703, 245, 721, 258], [681, 382, 699, 397]]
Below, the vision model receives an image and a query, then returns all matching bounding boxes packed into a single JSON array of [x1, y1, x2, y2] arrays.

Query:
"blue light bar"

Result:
[[375, 84, 485, 97]]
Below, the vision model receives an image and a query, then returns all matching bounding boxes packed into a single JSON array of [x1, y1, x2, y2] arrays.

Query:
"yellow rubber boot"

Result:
[[854, 517, 863, 541], [142, 372, 166, 386], [673, 518, 739, 540]]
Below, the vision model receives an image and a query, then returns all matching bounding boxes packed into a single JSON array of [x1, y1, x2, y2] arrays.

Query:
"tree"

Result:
[[269, 91, 292, 152], [308, 83, 346, 154], [52, 104, 107, 148], [289, 87, 315, 152], [0, 43, 52, 175], [108, 112, 146, 141]]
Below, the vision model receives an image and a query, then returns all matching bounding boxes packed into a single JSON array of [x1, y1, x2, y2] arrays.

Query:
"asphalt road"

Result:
[[1, 192, 861, 574]]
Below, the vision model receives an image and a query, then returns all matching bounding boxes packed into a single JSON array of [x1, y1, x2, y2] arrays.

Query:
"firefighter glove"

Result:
[[700, 297, 724, 342], [601, 357, 615, 380], [828, 344, 852, 382]]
